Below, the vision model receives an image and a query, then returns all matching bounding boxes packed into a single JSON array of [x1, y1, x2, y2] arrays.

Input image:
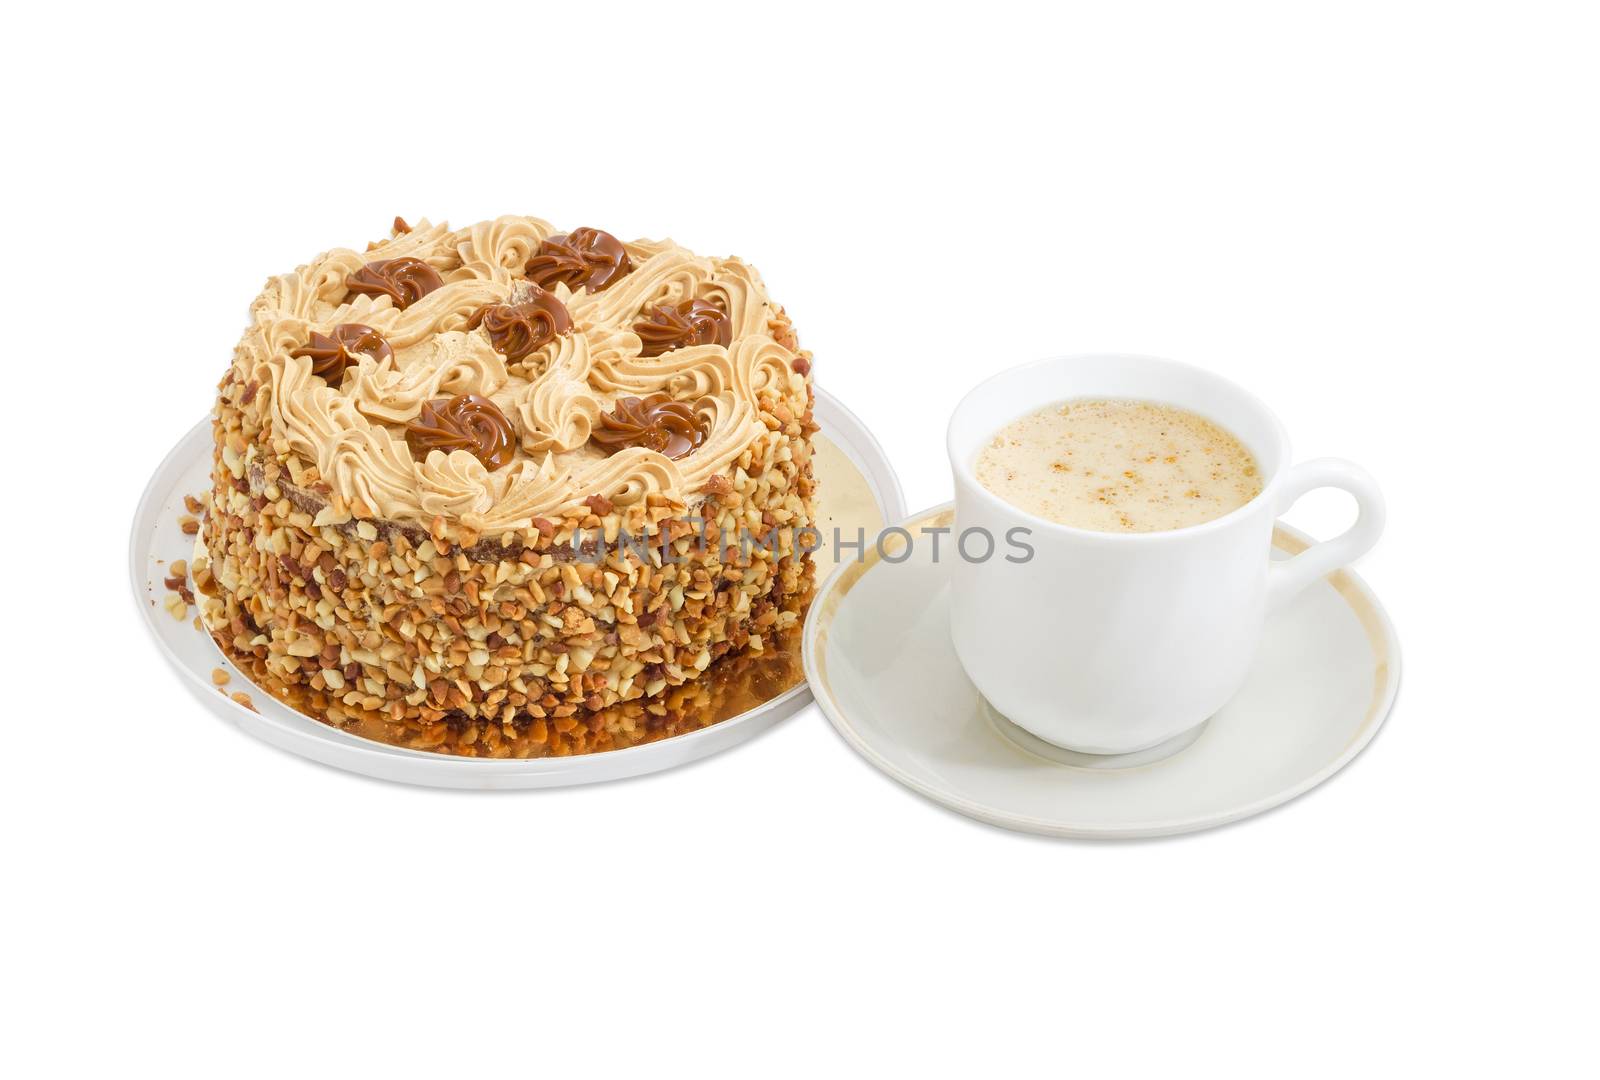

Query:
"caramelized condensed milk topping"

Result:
[[344, 257, 443, 309], [290, 323, 393, 383], [591, 393, 709, 460], [976, 399, 1262, 533], [405, 394, 518, 471], [525, 227, 634, 293], [634, 298, 733, 356], [465, 286, 573, 361]]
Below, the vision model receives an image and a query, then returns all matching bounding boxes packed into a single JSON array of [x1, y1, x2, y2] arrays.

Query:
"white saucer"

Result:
[[803, 505, 1400, 839], [130, 387, 905, 789]]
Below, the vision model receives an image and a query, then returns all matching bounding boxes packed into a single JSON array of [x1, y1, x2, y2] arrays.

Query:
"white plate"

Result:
[[130, 387, 904, 788], [803, 504, 1401, 839]]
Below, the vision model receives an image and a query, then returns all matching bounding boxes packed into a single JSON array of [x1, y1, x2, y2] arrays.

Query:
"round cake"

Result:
[[195, 216, 817, 755]]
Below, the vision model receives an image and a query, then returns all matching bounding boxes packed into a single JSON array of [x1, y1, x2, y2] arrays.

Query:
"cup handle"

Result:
[[1267, 458, 1386, 613]]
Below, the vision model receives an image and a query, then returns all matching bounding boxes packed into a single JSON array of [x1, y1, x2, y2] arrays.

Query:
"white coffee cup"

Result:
[[947, 354, 1385, 755]]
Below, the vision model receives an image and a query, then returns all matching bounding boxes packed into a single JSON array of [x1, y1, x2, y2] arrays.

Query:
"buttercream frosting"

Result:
[[229, 216, 810, 532]]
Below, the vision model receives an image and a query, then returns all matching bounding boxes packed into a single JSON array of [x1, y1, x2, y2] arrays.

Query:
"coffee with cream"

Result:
[[975, 399, 1262, 533]]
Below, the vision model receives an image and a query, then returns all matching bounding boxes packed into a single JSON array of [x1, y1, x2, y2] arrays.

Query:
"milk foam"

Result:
[[974, 399, 1262, 533]]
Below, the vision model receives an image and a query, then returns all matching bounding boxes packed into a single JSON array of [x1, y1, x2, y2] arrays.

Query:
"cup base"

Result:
[[982, 700, 1209, 770]]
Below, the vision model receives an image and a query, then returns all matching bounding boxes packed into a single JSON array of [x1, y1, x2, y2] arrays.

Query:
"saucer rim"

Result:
[[801, 502, 1402, 839]]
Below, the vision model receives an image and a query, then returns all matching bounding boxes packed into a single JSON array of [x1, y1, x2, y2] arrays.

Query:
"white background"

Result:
[[5, 1, 1596, 1076]]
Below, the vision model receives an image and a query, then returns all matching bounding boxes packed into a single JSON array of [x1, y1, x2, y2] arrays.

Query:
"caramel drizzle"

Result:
[[591, 393, 708, 460], [404, 394, 517, 470]]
